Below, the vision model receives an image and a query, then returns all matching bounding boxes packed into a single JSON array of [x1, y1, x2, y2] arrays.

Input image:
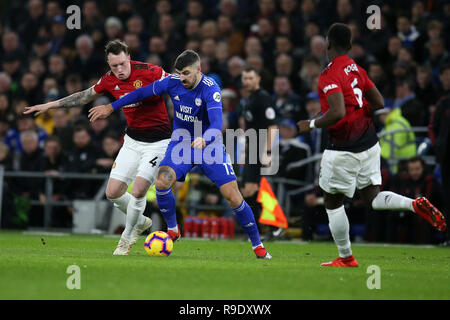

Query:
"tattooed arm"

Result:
[[23, 86, 101, 116]]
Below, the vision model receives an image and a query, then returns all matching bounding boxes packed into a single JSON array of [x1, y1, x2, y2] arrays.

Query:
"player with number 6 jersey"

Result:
[[297, 23, 446, 268], [318, 54, 377, 152]]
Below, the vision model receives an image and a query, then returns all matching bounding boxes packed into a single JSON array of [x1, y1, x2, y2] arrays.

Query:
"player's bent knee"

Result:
[[105, 185, 125, 200]]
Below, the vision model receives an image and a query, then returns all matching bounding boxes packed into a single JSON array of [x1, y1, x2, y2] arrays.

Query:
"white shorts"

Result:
[[110, 135, 170, 186], [319, 142, 382, 198]]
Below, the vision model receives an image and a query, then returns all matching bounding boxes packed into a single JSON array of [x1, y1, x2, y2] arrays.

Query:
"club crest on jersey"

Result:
[[195, 98, 202, 106], [213, 92, 221, 102], [133, 79, 143, 88]]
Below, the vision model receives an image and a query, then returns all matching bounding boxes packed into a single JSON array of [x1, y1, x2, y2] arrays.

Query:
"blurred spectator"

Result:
[[275, 118, 311, 182], [2, 31, 23, 58], [5, 114, 48, 153], [226, 56, 246, 91], [309, 35, 327, 67], [393, 77, 425, 127], [124, 33, 147, 61], [48, 54, 67, 87], [245, 53, 272, 92], [116, 0, 134, 26], [367, 61, 393, 100], [65, 125, 101, 198], [31, 37, 51, 60], [2, 52, 22, 87], [81, 0, 105, 46], [158, 14, 184, 53], [16, 72, 41, 106], [0, 94, 14, 123], [273, 75, 305, 123], [298, 56, 321, 94], [96, 131, 121, 173], [0, 141, 12, 170], [37, 135, 71, 227], [18, 0, 45, 49], [255, 17, 275, 64], [396, 14, 421, 50], [28, 57, 46, 83], [12, 130, 43, 197], [70, 35, 104, 82], [378, 108, 416, 170], [126, 15, 149, 46], [105, 17, 124, 42], [415, 65, 439, 115], [0, 73, 12, 95], [424, 37, 450, 81], [386, 156, 443, 244], [217, 14, 245, 57], [52, 109, 74, 150], [45, 0, 63, 22], [89, 97, 112, 149], [49, 15, 67, 54], [334, 0, 356, 24], [150, 0, 172, 35]]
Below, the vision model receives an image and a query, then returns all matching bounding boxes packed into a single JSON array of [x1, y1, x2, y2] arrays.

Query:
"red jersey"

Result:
[[94, 60, 172, 142], [318, 55, 378, 152]]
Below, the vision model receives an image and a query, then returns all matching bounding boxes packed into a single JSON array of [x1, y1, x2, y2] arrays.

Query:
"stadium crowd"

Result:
[[0, 0, 449, 244]]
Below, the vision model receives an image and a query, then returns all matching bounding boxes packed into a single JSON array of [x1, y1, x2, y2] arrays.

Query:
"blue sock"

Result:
[[233, 200, 262, 248], [156, 187, 178, 229]]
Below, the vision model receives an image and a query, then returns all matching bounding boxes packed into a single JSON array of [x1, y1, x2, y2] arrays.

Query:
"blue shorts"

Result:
[[159, 140, 237, 187]]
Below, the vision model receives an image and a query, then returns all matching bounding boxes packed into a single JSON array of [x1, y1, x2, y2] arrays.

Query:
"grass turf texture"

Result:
[[0, 231, 449, 300]]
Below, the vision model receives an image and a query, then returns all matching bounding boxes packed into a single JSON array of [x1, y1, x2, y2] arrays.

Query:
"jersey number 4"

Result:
[[149, 156, 158, 167], [351, 78, 363, 108]]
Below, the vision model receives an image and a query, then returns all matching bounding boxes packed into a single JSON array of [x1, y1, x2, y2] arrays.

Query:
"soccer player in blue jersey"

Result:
[[89, 50, 272, 259]]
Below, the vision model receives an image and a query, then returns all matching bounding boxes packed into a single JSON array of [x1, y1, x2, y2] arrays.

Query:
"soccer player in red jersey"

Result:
[[24, 40, 171, 255], [298, 23, 446, 267]]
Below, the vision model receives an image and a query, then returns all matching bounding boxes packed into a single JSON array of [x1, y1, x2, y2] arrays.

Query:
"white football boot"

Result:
[[113, 237, 132, 255], [130, 216, 153, 245]]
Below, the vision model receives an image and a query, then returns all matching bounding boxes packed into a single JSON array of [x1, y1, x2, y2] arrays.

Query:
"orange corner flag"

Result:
[[256, 177, 288, 229]]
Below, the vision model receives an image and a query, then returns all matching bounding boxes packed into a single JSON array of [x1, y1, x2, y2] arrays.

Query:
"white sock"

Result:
[[327, 206, 352, 258], [109, 192, 131, 214], [168, 225, 179, 233], [371, 191, 414, 212], [123, 195, 147, 240]]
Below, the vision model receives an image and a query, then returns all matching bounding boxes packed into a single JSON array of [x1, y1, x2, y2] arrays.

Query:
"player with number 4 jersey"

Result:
[[25, 40, 171, 255]]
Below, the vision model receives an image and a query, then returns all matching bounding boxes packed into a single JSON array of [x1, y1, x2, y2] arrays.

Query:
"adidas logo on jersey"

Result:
[[174, 95, 180, 101], [114, 85, 120, 90]]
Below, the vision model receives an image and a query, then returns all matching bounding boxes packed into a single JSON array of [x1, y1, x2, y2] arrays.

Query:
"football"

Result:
[[144, 231, 173, 257]]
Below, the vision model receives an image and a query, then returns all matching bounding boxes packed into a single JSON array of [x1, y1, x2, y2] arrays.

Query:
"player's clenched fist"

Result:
[[89, 104, 114, 122], [191, 137, 206, 149], [297, 120, 312, 133]]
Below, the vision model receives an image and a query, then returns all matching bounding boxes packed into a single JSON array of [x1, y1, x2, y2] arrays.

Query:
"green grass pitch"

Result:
[[0, 231, 449, 300]]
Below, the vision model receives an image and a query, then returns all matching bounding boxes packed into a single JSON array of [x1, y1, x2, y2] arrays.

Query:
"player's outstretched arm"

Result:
[[110, 83, 157, 111], [23, 86, 100, 116], [297, 92, 345, 132]]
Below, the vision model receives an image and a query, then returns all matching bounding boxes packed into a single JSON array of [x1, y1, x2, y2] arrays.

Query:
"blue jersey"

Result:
[[111, 72, 235, 187], [112, 73, 223, 143]]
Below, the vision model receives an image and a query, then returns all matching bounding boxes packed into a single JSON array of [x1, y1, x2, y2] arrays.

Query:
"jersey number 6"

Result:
[[351, 78, 363, 108]]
